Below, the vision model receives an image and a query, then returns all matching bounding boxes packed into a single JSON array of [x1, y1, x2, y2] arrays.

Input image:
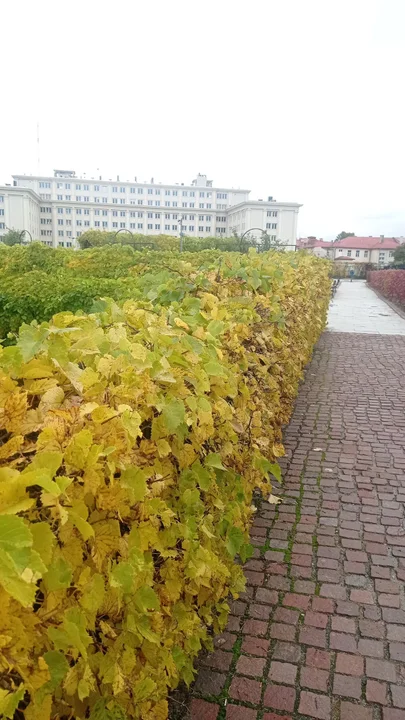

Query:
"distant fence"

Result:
[[368, 269, 405, 308]]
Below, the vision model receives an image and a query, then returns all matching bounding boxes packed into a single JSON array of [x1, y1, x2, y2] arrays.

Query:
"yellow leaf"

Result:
[[273, 443, 285, 457], [0, 435, 23, 460]]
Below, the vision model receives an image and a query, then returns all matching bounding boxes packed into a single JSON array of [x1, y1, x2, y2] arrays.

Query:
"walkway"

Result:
[[328, 280, 405, 335], [183, 283, 405, 720]]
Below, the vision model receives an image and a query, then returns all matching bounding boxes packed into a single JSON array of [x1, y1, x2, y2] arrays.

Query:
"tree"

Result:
[[2, 228, 22, 246], [335, 231, 355, 242], [393, 244, 405, 265]]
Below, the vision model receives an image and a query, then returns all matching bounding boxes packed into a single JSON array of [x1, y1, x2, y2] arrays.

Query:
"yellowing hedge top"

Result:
[[0, 251, 330, 720]]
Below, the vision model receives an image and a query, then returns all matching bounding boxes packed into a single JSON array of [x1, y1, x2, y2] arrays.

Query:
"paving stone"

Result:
[[268, 661, 297, 685], [190, 699, 220, 720], [264, 685, 296, 712], [298, 690, 331, 719], [229, 676, 262, 704]]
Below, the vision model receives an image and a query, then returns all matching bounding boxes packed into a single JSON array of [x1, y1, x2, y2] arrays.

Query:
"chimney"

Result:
[[99, 175, 102, 180], [151, 177, 154, 184], [380, 234, 384, 243], [134, 176, 137, 182], [117, 175, 120, 181]]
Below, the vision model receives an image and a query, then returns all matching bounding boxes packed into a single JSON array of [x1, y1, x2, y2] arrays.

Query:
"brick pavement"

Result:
[[185, 333, 405, 720]]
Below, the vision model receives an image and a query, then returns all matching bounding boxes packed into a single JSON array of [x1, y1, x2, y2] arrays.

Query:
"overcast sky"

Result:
[[1, 0, 404, 240]]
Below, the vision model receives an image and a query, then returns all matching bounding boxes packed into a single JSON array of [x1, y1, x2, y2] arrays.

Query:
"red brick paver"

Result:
[[180, 334, 405, 719]]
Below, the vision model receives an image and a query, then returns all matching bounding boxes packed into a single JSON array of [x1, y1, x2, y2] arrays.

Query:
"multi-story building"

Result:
[[297, 235, 400, 266], [0, 170, 301, 248]]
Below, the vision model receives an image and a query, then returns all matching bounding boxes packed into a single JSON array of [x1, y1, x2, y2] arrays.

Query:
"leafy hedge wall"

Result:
[[0, 250, 330, 719], [368, 269, 405, 308]]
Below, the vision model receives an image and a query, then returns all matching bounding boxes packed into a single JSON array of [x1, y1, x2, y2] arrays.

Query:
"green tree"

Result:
[[2, 228, 23, 246], [393, 244, 405, 265], [335, 231, 355, 242]]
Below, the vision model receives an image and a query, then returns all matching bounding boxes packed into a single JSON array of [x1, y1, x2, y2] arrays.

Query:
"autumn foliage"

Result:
[[0, 249, 330, 719], [368, 269, 405, 309]]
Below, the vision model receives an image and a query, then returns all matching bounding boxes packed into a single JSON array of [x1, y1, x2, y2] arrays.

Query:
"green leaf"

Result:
[[161, 398, 186, 433], [31, 522, 55, 565], [225, 526, 245, 558], [110, 561, 134, 594], [44, 557, 72, 591], [206, 319, 225, 337], [120, 467, 148, 502], [0, 685, 25, 719], [192, 460, 211, 490], [17, 323, 49, 362], [205, 453, 225, 470], [0, 551, 36, 607], [0, 515, 32, 550], [134, 585, 160, 612], [204, 360, 227, 377], [79, 573, 105, 613]]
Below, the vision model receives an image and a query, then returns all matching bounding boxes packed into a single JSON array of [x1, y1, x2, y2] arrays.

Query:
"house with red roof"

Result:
[[296, 237, 334, 258], [333, 236, 399, 265]]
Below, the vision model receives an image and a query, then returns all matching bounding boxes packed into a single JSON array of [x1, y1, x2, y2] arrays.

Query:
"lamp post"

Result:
[[19, 229, 32, 244], [178, 215, 185, 252], [113, 228, 134, 241]]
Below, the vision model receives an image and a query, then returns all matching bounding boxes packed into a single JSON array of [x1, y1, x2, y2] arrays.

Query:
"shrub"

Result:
[[368, 269, 405, 308], [0, 252, 330, 719]]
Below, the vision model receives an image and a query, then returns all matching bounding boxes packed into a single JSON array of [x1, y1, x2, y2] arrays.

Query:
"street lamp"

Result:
[[113, 228, 134, 241], [178, 215, 185, 252], [19, 229, 32, 244]]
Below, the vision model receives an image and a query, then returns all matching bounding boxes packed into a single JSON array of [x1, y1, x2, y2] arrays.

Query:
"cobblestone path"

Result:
[[187, 333, 405, 720]]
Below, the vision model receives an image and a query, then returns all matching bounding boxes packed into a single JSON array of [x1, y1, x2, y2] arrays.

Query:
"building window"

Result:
[[172, 214, 178, 220], [76, 220, 82, 226], [113, 199, 118, 204], [155, 224, 160, 230], [95, 210, 100, 216], [190, 191, 195, 197], [189, 225, 194, 231], [155, 189, 160, 195], [39, 182, 51, 188], [57, 194, 63, 200], [66, 220, 72, 226], [120, 211, 125, 217], [76, 184, 81, 190], [148, 200, 153, 206], [148, 212, 153, 218], [217, 192, 228, 199], [84, 209, 89, 215], [172, 225, 177, 231], [155, 201, 160, 207], [182, 190, 188, 196], [189, 214, 195, 221], [83, 196, 89, 202], [206, 215, 212, 221], [155, 212, 160, 218], [119, 187, 124, 193], [66, 208, 72, 214], [57, 207, 63, 214], [130, 222, 136, 229], [172, 190, 178, 196], [120, 222, 125, 228], [147, 223, 153, 229], [165, 224, 170, 231], [112, 222, 118, 228], [347, 250, 352, 257], [102, 221, 108, 228], [102, 210, 107, 216], [205, 227, 211, 233], [148, 189, 153, 195], [165, 201, 170, 207], [76, 208, 82, 215], [137, 200, 143, 205], [95, 197, 100, 203], [102, 197, 108, 203], [137, 188, 143, 194], [172, 202, 177, 207], [65, 183, 70, 189], [189, 203, 195, 208], [120, 199, 125, 205], [199, 192, 205, 198], [83, 184, 89, 191], [271, 223, 277, 229], [138, 211, 143, 218], [58, 230, 64, 237], [355, 250, 360, 257], [95, 221, 100, 227], [113, 187, 118, 193], [94, 185, 100, 191], [84, 220, 90, 226], [165, 190, 170, 195], [57, 182, 63, 189], [130, 188, 136, 194], [198, 226, 204, 232], [138, 223, 143, 229], [65, 195, 71, 200], [66, 231, 72, 237], [182, 202, 187, 208]]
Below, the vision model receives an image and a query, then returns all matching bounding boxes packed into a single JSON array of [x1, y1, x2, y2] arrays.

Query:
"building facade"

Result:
[[297, 235, 400, 266], [0, 170, 301, 248]]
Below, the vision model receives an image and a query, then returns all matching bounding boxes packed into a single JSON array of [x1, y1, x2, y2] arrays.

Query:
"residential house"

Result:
[[333, 236, 399, 266], [296, 237, 334, 258]]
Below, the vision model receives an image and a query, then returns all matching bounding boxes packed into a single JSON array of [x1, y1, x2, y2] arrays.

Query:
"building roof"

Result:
[[334, 236, 400, 250], [297, 237, 332, 249]]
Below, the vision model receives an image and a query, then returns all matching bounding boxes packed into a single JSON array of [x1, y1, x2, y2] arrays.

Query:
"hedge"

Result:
[[0, 251, 330, 719], [368, 269, 405, 309]]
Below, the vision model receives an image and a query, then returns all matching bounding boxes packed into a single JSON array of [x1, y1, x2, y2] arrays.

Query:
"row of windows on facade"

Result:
[[40, 194, 220, 209], [38, 182, 228, 199], [41, 225, 223, 238], [51, 208, 219, 221], [266, 223, 278, 230], [336, 248, 394, 258]]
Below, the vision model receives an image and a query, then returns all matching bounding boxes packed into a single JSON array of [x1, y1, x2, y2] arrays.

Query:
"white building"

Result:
[[0, 170, 301, 248]]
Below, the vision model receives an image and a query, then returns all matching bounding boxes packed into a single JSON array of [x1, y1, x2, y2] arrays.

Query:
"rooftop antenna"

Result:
[[37, 122, 40, 175]]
